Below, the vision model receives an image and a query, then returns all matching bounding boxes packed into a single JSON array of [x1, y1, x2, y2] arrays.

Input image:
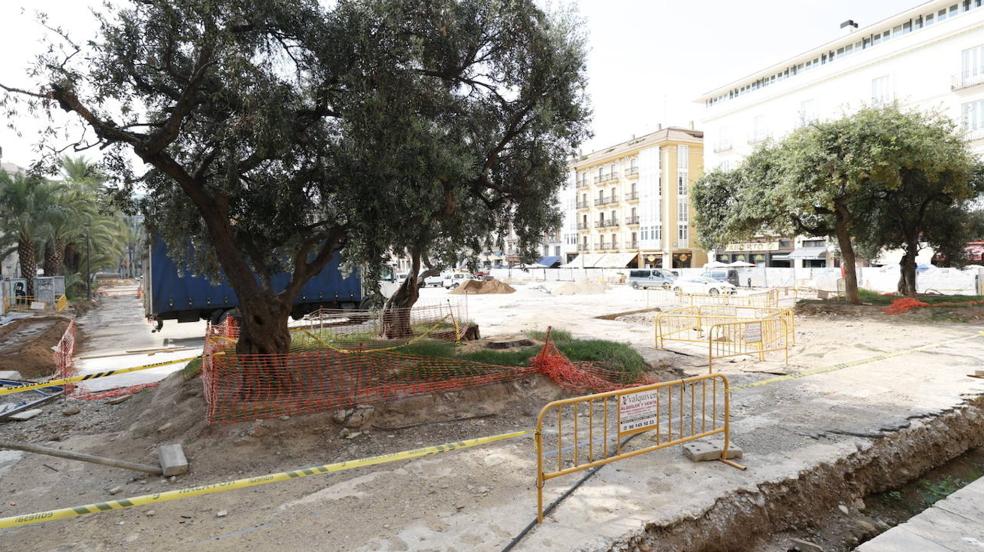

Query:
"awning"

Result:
[[596, 252, 638, 268], [562, 253, 605, 267], [787, 247, 828, 260], [537, 256, 562, 268], [770, 253, 791, 261]]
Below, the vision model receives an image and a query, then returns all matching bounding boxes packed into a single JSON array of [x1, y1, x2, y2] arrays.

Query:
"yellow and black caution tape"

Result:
[[0, 356, 201, 397], [736, 331, 984, 391], [0, 430, 529, 529]]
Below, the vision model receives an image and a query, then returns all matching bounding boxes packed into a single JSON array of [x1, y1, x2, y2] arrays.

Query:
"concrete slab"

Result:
[[857, 477, 984, 552], [682, 439, 743, 462], [7, 409, 43, 421], [0, 371, 23, 380], [159, 444, 188, 477]]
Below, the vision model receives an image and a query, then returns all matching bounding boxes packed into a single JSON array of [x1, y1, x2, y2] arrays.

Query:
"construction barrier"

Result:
[[53, 320, 77, 380], [655, 305, 795, 350], [0, 430, 527, 529], [708, 318, 789, 372], [54, 294, 69, 313], [646, 289, 780, 309], [534, 373, 743, 523], [4, 295, 35, 312]]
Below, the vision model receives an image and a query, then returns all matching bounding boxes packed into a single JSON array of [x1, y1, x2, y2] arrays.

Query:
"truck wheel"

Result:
[[709, 288, 720, 296]]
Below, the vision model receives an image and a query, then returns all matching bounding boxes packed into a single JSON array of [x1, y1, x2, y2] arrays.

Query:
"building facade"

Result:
[[568, 127, 707, 269], [698, 0, 984, 267]]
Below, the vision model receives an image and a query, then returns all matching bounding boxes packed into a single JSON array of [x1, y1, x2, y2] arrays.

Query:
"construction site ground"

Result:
[[1, 282, 983, 551]]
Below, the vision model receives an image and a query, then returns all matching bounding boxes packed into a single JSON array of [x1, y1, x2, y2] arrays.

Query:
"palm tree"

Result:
[[0, 172, 59, 295]]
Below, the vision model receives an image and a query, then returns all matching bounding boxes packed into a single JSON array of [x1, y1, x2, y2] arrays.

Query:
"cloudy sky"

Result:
[[0, 0, 915, 167]]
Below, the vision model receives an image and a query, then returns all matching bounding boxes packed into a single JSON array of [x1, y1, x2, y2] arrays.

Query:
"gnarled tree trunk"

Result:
[[834, 201, 860, 305], [381, 250, 431, 339], [897, 242, 919, 297]]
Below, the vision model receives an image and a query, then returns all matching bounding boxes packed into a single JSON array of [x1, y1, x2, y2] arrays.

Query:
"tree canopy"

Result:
[[693, 105, 983, 303], [0, 0, 589, 353]]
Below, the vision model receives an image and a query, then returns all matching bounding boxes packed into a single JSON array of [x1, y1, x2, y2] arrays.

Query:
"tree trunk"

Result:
[[235, 295, 292, 355], [897, 242, 919, 297], [833, 202, 860, 305], [43, 240, 64, 276], [382, 252, 424, 339], [18, 236, 37, 297]]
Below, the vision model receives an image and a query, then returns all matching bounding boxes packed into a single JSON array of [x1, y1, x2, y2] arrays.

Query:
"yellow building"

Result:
[[569, 127, 707, 269]]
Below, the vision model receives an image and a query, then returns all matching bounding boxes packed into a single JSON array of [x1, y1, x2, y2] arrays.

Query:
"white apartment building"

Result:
[[698, 0, 984, 268]]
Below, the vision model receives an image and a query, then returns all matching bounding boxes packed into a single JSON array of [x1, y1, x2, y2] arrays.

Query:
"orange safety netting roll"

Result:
[[531, 333, 661, 394]]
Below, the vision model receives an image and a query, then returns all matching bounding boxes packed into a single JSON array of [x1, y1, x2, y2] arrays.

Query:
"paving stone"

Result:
[[158, 444, 188, 477], [681, 439, 743, 462]]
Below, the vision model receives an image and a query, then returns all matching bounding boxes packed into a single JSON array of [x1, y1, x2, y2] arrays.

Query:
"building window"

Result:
[[677, 197, 689, 223], [961, 45, 984, 86], [678, 224, 689, 241], [962, 99, 984, 132], [799, 99, 817, 126], [752, 115, 768, 143], [871, 75, 892, 105]]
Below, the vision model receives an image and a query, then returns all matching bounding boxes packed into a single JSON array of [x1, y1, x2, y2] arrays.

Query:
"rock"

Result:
[[107, 395, 131, 405], [790, 538, 823, 552], [682, 439, 743, 462], [157, 422, 172, 433], [344, 431, 362, 440], [8, 409, 42, 421], [145, 509, 155, 517], [216, 510, 228, 518], [838, 504, 850, 515], [855, 519, 877, 534], [280, 415, 290, 421], [158, 444, 189, 477], [61, 405, 81, 416], [333, 406, 374, 428], [108, 486, 123, 496]]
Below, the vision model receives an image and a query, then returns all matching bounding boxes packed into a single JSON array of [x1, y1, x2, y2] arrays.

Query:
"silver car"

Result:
[[628, 269, 675, 290]]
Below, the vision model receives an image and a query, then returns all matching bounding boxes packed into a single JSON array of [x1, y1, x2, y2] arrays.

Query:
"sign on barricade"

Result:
[[534, 373, 745, 523], [708, 318, 789, 372]]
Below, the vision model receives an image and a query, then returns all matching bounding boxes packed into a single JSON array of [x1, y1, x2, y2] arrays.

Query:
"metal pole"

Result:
[[85, 230, 91, 300]]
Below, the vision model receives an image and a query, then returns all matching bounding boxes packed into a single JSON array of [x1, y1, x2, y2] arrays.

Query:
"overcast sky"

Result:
[[0, 0, 917, 167]]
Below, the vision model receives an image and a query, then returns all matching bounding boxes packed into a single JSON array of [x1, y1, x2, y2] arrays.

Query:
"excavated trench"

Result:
[[608, 394, 984, 552]]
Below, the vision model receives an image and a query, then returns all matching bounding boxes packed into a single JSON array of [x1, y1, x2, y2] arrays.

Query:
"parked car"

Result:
[[702, 269, 740, 287], [672, 276, 737, 296], [628, 268, 676, 290], [442, 272, 475, 289], [423, 273, 445, 287]]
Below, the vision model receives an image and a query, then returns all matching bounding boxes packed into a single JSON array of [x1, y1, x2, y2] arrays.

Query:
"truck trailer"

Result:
[[143, 235, 363, 329]]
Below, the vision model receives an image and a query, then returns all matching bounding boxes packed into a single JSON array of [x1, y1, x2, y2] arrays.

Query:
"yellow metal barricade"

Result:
[[7, 295, 35, 312], [534, 373, 743, 523], [656, 305, 795, 349], [55, 295, 69, 313], [707, 318, 789, 372]]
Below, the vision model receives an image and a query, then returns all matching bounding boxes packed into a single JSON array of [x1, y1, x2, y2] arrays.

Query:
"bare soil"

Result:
[[795, 300, 984, 323], [0, 316, 71, 378]]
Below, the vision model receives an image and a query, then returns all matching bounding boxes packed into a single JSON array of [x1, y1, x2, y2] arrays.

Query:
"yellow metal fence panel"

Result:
[[534, 373, 742, 523], [707, 318, 789, 372]]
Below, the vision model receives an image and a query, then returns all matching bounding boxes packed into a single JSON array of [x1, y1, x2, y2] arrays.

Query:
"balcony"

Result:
[[595, 218, 618, 228], [576, 201, 589, 210], [624, 167, 639, 178], [624, 191, 639, 201], [596, 243, 610, 250], [576, 179, 589, 189], [576, 222, 589, 230], [629, 241, 638, 249], [594, 172, 619, 184], [625, 216, 639, 225], [577, 244, 590, 252], [952, 72, 984, 91], [594, 196, 618, 207]]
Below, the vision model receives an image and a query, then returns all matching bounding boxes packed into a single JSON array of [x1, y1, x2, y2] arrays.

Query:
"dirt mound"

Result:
[[0, 316, 71, 378], [553, 280, 609, 296], [450, 278, 516, 294]]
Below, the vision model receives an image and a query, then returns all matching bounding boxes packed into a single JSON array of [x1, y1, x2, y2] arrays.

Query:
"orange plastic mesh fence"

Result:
[[531, 333, 661, 394], [53, 320, 77, 381], [202, 348, 536, 423]]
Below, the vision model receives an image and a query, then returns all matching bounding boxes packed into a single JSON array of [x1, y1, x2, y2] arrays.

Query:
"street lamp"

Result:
[[85, 225, 91, 301]]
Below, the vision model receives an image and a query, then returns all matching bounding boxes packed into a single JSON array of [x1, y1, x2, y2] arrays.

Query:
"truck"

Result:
[[143, 235, 363, 329]]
